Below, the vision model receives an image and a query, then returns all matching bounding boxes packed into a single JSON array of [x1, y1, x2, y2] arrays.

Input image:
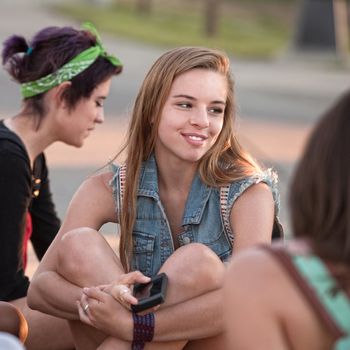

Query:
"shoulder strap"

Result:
[[220, 185, 234, 246], [293, 255, 350, 350], [119, 164, 127, 203], [264, 247, 350, 348], [117, 164, 127, 220]]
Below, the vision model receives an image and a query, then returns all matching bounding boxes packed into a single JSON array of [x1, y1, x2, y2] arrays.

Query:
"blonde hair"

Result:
[[118, 47, 260, 271]]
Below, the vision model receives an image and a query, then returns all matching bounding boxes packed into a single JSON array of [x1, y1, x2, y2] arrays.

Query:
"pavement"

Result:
[[1, 0, 349, 277]]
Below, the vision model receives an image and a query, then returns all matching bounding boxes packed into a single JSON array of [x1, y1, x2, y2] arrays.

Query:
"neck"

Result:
[[156, 154, 197, 195], [4, 114, 56, 167]]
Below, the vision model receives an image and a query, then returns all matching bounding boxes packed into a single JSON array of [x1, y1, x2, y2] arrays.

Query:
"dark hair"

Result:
[[2, 26, 122, 118], [290, 90, 350, 265]]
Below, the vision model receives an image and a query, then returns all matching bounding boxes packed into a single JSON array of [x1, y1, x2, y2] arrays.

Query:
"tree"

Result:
[[293, 0, 349, 61], [136, 0, 152, 15], [204, 0, 222, 37]]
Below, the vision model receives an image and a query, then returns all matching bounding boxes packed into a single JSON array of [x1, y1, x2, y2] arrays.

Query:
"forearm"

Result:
[[27, 271, 82, 320], [153, 289, 223, 342]]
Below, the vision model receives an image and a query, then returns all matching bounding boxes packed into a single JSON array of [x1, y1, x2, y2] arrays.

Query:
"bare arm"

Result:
[[231, 182, 275, 252], [27, 171, 117, 319]]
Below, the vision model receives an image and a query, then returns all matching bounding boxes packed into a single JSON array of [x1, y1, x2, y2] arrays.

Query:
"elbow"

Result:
[[27, 276, 44, 311]]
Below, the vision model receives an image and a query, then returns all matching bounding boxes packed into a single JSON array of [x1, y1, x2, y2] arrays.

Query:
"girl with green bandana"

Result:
[[0, 23, 122, 350]]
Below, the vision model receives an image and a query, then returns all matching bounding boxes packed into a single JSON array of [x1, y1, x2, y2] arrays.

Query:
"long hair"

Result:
[[290, 90, 350, 265], [2, 26, 121, 123], [118, 47, 260, 271]]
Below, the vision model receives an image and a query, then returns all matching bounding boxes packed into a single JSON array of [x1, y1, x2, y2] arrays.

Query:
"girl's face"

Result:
[[155, 69, 227, 165], [60, 77, 112, 147]]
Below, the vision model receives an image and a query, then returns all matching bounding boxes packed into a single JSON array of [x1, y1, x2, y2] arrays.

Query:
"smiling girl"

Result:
[[0, 23, 122, 349], [29, 46, 281, 349]]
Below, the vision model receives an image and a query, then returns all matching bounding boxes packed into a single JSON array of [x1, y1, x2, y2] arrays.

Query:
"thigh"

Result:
[[184, 333, 227, 350]]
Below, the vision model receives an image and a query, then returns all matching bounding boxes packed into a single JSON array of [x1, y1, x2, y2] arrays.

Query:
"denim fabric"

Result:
[[110, 155, 280, 276]]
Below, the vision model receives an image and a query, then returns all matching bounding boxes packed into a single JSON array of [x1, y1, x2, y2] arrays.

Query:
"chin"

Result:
[[69, 140, 84, 148]]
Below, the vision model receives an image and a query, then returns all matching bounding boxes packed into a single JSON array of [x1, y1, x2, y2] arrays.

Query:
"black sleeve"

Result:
[[0, 143, 31, 301], [30, 154, 61, 260]]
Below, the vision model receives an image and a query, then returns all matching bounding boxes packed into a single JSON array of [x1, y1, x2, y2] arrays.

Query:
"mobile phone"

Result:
[[131, 272, 168, 313]]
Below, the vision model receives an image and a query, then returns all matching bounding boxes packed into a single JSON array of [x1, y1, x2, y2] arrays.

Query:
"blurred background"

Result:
[[0, 0, 349, 274]]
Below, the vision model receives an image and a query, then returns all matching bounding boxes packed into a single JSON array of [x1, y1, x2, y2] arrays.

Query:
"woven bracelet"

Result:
[[132, 312, 155, 350]]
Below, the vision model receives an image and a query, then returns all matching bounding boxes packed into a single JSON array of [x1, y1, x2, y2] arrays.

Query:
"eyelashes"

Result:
[[176, 103, 224, 115]]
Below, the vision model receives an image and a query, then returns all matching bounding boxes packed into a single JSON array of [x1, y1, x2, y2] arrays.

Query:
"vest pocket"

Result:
[[132, 231, 156, 277], [198, 228, 232, 260]]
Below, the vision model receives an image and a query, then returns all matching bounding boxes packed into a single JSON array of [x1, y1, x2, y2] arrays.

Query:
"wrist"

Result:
[[132, 312, 155, 350], [111, 309, 134, 341]]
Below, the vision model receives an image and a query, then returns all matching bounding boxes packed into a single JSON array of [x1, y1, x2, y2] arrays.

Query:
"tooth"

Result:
[[189, 136, 202, 141]]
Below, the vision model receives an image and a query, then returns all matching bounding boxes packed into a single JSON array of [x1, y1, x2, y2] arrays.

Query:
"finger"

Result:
[[109, 284, 130, 299], [76, 301, 93, 326], [80, 293, 89, 304], [153, 304, 161, 312], [118, 271, 151, 285], [107, 284, 138, 309], [98, 284, 110, 291], [83, 287, 108, 303], [121, 291, 138, 305]]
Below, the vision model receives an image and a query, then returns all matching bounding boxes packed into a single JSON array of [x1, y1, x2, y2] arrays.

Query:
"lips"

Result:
[[182, 132, 208, 145]]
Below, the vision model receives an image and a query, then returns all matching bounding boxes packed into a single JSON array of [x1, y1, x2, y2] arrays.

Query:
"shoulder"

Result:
[[78, 170, 114, 195], [227, 246, 277, 277], [227, 169, 279, 212], [61, 170, 117, 230], [225, 246, 286, 299], [0, 138, 28, 161], [0, 141, 31, 180]]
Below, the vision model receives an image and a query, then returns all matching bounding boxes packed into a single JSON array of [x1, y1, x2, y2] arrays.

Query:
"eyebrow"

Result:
[[172, 94, 226, 105]]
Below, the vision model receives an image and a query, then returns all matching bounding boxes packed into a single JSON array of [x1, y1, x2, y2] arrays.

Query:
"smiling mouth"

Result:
[[182, 133, 208, 146], [188, 135, 205, 141]]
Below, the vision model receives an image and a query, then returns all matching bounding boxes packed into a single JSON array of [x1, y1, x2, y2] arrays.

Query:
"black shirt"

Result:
[[0, 120, 60, 301]]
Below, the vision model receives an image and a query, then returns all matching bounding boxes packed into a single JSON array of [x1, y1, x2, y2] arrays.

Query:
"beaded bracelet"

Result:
[[132, 312, 155, 350]]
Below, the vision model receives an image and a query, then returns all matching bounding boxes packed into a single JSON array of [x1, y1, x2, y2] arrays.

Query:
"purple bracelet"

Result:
[[132, 312, 155, 350]]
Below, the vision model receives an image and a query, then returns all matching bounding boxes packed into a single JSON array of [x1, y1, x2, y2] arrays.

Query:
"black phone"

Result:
[[131, 272, 168, 313]]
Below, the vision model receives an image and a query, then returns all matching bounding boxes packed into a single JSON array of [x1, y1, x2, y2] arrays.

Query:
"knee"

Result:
[[57, 227, 101, 277], [162, 243, 225, 290]]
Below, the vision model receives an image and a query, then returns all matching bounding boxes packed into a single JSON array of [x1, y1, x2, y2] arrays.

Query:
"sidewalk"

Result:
[[1, 0, 349, 277]]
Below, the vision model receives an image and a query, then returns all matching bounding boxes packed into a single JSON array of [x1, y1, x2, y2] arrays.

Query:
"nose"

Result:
[[189, 107, 209, 128], [95, 110, 105, 124]]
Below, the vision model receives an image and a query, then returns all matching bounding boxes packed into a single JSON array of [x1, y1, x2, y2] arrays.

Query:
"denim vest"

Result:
[[111, 155, 280, 276]]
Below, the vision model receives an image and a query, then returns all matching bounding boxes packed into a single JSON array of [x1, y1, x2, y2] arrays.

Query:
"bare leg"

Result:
[[56, 228, 124, 349], [58, 228, 226, 349], [99, 243, 226, 350]]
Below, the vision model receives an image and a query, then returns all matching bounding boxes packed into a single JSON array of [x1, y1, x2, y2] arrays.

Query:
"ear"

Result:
[[50, 81, 72, 109]]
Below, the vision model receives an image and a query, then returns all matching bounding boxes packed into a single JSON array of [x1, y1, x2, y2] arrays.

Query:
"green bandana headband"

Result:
[[21, 22, 122, 98]]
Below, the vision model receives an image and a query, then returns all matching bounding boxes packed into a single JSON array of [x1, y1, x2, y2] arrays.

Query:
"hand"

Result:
[[77, 287, 132, 339], [105, 271, 151, 309], [77, 271, 150, 337]]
